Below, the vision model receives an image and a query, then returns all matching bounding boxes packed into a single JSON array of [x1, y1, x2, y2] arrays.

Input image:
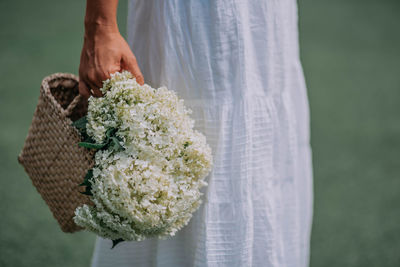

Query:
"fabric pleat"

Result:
[[91, 0, 313, 266]]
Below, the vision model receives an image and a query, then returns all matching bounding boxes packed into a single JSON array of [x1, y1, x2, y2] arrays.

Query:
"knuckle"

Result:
[[98, 71, 109, 82], [92, 88, 103, 97], [87, 72, 96, 83], [136, 74, 144, 84], [78, 83, 89, 97]]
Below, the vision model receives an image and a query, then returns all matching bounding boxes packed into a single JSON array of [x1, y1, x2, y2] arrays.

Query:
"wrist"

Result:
[[84, 21, 119, 39], [84, 17, 118, 27]]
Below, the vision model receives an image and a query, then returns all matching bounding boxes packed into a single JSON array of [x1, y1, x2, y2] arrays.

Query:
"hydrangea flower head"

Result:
[[73, 71, 213, 242]]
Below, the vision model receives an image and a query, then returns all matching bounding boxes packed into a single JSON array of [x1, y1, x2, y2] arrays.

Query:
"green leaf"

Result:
[[106, 128, 117, 139], [78, 176, 90, 187], [183, 141, 190, 149], [78, 169, 94, 196], [83, 169, 93, 183], [72, 116, 92, 144], [82, 135, 96, 144], [78, 142, 106, 149], [111, 238, 124, 249], [110, 137, 124, 151], [71, 116, 87, 131]]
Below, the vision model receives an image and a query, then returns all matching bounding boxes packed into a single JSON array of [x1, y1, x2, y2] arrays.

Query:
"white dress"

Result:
[[91, 0, 313, 266]]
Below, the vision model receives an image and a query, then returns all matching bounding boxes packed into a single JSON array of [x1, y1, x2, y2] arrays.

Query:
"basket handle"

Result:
[[63, 94, 83, 117]]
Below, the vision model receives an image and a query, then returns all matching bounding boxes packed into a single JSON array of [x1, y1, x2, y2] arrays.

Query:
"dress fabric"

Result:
[[91, 0, 313, 266]]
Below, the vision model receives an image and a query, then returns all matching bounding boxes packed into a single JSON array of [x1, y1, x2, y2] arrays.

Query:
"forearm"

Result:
[[84, 0, 119, 37]]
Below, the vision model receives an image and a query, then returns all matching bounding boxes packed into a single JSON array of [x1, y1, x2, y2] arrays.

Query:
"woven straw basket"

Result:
[[18, 73, 95, 233]]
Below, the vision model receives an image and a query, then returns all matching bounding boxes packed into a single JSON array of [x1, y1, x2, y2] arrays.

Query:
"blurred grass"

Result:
[[299, 0, 400, 266], [0, 0, 399, 266], [0, 1, 128, 266]]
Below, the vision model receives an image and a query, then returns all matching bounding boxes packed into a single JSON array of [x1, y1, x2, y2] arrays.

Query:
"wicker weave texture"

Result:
[[18, 73, 94, 233]]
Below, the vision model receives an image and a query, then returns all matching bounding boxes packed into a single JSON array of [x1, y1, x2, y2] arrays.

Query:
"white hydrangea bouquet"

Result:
[[72, 71, 213, 248]]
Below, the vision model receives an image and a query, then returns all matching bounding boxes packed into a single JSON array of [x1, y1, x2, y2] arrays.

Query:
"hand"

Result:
[[78, 25, 144, 98]]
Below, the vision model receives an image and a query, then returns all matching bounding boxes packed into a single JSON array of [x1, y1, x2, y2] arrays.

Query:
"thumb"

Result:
[[121, 55, 145, 85]]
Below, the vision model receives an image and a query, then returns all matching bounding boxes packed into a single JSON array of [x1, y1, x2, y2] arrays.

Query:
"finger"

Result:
[[83, 73, 102, 97], [87, 81, 103, 97], [108, 65, 121, 77], [92, 88, 103, 97], [96, 71, 111, 84], [87, 71, 104, 92], [121, 55, 144, 85], [78, 80, 90, 99]]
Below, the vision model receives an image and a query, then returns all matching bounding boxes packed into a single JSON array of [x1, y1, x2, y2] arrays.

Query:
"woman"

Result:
[[79, 0, 313, 266]]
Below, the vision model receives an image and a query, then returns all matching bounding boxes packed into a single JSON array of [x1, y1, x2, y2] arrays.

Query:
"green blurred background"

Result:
[[1, 0, 399, 266]]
